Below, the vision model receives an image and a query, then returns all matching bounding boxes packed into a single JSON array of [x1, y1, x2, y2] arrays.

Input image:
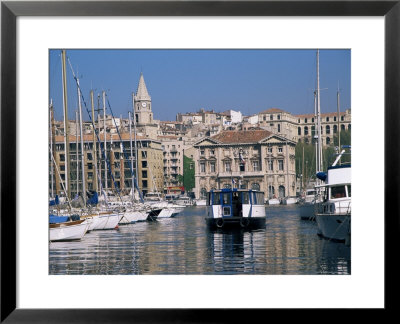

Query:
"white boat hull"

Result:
[[315, 213, 351, 242], [93, 213, 121, 230], [49, 222, 88, 242], [267, 199, 280, 205], [119, 210, 148, 224]]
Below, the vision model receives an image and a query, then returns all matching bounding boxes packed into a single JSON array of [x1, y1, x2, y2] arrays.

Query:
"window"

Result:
[[277, 115, 281, 120], [347, 185, 351, 197], [87, 153, 93, 160], [333, 125, 337, 134], [200, 162, 205, 173], [200, 150, 205, 156], [312, 117, 314, 123], [142, 180, 148, 188], [268, 185, 275, 198], [141, 151, 147, 158], [60, 154, 65, 162], [253, 161, 260, 171], [326, 125, 330, 134], [278, 124, 281, 132], [268, 160, 274, 171], [210, 149, 215, 155], [305, 118, 308, 123], [142, 171, 147, 178], [331, 186, 346, 199], [210, 162, 215, 173], [142, 161, 147, 168], [239, 163, 245, 172], [341, 116, 344, 121], [298, 127, 301, 135], [326, 117, 330, 122], [304, 126, 309, 135], [278, 160, 284, 171], [242, 192, 250, 204], [278, 147, 283, 153], [212, 192, 221, 205], [268, 147, 273, 153], [252, 183, 260, 191], [224, 161, 231, 172], [270, 115, 273, 120], [222, 193, 231, 205]]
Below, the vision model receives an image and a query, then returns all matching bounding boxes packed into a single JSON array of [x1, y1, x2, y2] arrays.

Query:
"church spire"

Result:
[[135, 72, 151, 101]]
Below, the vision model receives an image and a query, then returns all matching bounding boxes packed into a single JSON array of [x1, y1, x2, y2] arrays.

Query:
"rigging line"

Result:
[[66, 57, 122, 203], [105, 94, 144, 203]]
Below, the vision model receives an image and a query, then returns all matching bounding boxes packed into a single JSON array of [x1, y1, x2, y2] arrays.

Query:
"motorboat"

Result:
[[194, 199, 206, 206], [174, 195, 195, 206], [281, 196, 298, 205], [266, 197, 280, 205], [205, 188, 266, 229], [315, 147, 351, 243]]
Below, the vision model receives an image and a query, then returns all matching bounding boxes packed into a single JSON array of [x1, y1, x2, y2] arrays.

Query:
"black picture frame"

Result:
[[1, 0, 399, 322]]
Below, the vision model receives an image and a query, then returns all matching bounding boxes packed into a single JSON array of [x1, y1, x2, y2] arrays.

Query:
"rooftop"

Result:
[[211, 129, 272, 144]]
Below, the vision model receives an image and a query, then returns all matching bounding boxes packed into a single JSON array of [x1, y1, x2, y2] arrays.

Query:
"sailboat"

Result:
[[299, 49, 325, 220]]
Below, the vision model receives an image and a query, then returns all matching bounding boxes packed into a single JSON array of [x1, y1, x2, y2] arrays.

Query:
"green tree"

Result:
[[183, 155, 195, 192]]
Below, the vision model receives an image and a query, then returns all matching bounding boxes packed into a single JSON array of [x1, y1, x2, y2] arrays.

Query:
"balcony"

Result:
[[217, 171, 264, 178]]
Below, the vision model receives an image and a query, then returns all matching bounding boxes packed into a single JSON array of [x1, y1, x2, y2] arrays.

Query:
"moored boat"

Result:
[[49, 219, 89, 242], [205, 188, 266, 229], [315, 147, 351, 243]]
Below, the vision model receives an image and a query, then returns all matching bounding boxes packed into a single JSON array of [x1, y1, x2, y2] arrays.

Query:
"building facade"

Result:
[[50, 133, 163, 199], [193, 129, 297, 200]]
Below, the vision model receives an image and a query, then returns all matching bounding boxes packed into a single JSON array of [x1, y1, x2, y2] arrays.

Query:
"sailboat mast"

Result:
[[313, 90, 318, 181], [316, 49, 323, 173], [75, 110, 79, 196], [103, 91, 108, 192], [49, 100, 55, 198], [90, 90, 98, 193], [132, 93, 139, 187], [128, 111, 135, 201], [77, 77, 86, 205], [337, 82, 341, 162], [61, 49, 71, 199]]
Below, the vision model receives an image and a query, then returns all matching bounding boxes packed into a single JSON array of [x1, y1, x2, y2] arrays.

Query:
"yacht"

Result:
[[205, 188, 266, 229], [315, 147, 351, 243]]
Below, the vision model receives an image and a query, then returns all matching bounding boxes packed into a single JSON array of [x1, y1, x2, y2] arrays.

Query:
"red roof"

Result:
[[211, 129, 272, 144]]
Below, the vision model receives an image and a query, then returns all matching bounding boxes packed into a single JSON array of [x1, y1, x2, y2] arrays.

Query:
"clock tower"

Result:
[[133, 72, 153, 125]]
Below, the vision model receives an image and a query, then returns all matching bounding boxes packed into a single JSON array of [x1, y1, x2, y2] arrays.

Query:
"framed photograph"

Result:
[[1, 0, 398, 322]]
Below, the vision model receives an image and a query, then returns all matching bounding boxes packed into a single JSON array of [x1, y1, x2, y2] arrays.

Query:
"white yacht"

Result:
[[315, 147, 351, 243], [205, 189, 266, 229]]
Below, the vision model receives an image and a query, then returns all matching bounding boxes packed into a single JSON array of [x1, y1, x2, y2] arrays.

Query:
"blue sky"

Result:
[[49, 49, 350, 121]]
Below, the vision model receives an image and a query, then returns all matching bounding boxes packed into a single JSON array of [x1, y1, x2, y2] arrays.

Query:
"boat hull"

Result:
[[315, 213, 351, 242], [205, 216, 266, 229], [119, 210, 148, 224], [299, 203, 316, 220], [49, 221, 88, 242]]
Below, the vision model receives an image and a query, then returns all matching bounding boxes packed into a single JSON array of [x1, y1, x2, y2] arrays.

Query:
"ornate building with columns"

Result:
[[193, 129, 297, 200]]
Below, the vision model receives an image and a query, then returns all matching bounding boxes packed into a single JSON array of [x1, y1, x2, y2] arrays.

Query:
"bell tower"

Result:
[[133, 72, 153, 125]]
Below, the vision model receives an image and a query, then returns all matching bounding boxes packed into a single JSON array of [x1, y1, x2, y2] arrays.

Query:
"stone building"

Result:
[[50, 132, 163, 199], [158, 136, 185, 193], [254, 107, 351, 146], [193, 129, 297, 200]]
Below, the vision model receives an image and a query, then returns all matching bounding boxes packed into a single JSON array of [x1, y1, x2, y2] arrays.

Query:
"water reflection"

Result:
[[49, 206, 350, 275]]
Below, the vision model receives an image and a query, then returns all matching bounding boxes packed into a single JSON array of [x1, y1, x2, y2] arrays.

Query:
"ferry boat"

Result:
[[205, 188, 267, 229], [315, 147, 351, 243]]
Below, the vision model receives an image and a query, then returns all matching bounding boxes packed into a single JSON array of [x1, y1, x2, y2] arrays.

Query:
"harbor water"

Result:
[[49, 205, 351, 275]]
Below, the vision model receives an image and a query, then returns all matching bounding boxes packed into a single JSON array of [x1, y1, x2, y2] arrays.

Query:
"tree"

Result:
[[183, 155, 195, 192]]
